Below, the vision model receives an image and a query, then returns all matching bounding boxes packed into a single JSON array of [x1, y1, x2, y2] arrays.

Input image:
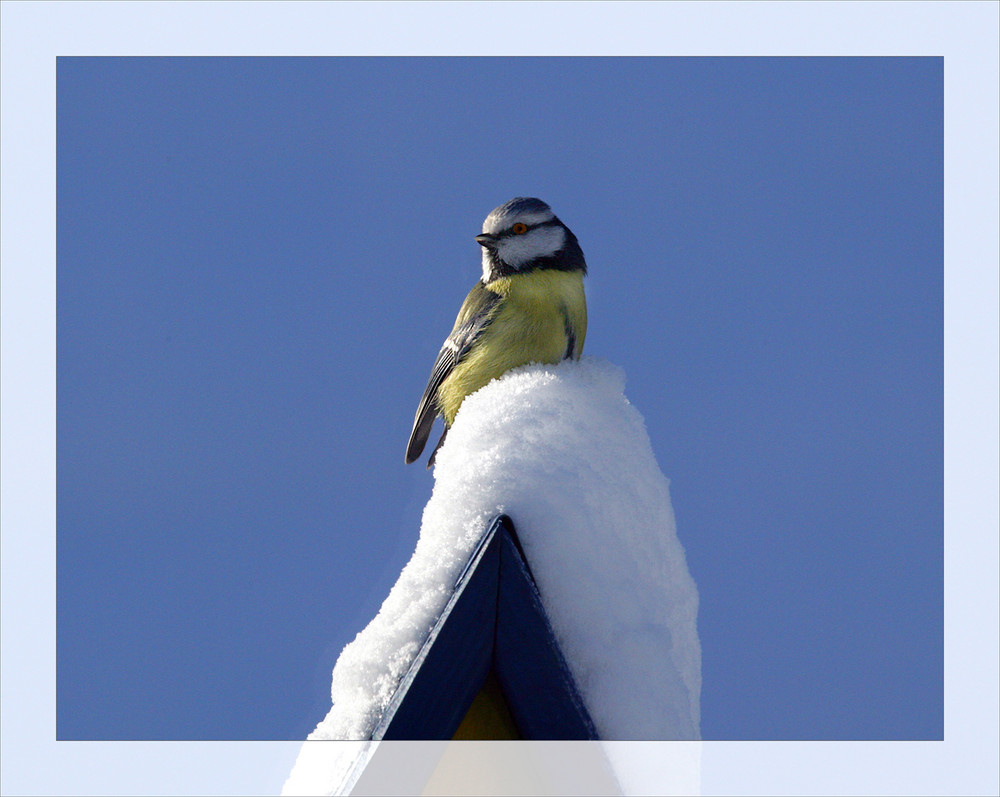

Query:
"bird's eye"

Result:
[[512, 222, 528, 235]]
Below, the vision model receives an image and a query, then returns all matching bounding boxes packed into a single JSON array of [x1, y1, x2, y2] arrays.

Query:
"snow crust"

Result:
[[283, 357, 701, 794]]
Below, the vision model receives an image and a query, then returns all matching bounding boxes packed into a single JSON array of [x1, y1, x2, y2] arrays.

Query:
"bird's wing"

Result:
[[405, 281, 501, 464]]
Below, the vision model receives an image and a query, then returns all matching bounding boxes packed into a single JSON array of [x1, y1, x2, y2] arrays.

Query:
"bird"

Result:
[[405, 197, 588, 467]]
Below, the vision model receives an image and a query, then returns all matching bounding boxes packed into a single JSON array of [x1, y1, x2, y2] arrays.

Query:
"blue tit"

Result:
[[406, 197, 588, 467]]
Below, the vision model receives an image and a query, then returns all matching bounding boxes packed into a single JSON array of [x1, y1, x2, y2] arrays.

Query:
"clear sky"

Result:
[[57, 56, 942, 741]]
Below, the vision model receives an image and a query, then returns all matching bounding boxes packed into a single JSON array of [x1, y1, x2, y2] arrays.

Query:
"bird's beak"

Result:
[[475, 233, 498, 249]]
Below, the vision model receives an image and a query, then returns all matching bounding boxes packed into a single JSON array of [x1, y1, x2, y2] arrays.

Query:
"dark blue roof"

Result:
[[370, 515, 598, 741]]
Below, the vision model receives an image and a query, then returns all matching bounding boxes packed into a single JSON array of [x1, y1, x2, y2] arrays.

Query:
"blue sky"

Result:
[[57, 56, 942, 741]]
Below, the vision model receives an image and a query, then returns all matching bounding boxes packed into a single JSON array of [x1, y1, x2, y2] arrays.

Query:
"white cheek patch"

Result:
[[497, 224, 566, 268]]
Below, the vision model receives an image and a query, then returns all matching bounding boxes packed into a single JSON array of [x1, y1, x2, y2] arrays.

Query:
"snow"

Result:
[[283, 357, 701, 794]]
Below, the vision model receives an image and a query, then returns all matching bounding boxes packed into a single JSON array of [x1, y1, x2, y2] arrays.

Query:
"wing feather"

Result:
[[405, 282, 501, 464]]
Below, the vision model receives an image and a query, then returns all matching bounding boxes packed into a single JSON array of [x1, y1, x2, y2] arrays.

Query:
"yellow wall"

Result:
[[451, 670, 520, 740]]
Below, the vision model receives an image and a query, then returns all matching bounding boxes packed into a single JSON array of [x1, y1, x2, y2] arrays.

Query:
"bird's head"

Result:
[[475, 197, 587, 283]]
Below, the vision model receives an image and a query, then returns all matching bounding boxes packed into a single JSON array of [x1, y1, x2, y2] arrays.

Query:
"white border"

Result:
[[2, 2, 996, 795]]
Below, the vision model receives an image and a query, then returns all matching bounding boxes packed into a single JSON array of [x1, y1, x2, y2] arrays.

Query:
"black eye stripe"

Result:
[[501, 219, 559, 237]]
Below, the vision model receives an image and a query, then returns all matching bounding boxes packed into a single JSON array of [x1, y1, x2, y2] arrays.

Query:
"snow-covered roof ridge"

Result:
[[284, 357, 701, 793]]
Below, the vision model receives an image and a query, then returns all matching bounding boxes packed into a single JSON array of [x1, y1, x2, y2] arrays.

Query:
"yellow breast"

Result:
[[437, 270, 587, 425]]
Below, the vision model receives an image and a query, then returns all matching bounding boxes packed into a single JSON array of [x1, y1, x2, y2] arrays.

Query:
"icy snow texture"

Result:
[[284, 358, 700, 793]]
